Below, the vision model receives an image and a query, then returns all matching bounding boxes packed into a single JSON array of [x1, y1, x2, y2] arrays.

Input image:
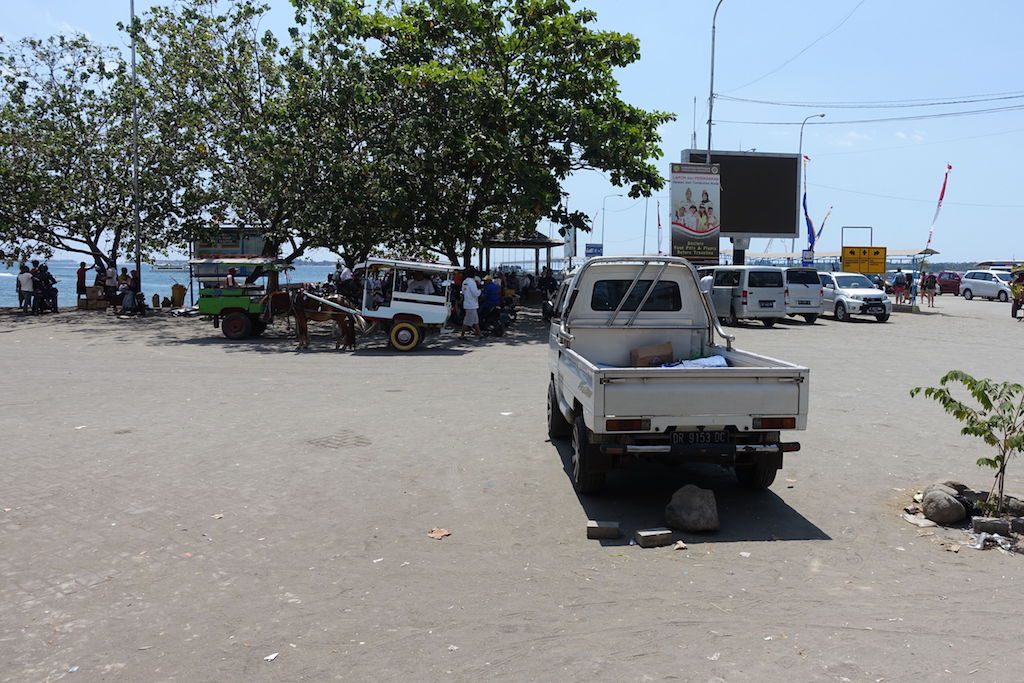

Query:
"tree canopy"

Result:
[[2, 0, 673, 267]]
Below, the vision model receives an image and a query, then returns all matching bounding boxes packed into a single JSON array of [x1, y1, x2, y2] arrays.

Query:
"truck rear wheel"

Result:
[[762, 318, 777, 328], [802, 313, 818, 324], [735, 460, 778, 490], [222, 312, 252, 340], [547, 381, 571, 439], [571, 416, 605, 495]]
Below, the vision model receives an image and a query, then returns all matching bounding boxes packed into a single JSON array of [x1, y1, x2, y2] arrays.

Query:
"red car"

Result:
[[934, 271, 962, 295]]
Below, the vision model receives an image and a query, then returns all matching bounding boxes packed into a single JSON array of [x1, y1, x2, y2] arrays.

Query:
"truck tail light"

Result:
[[820, 288, 824, 297], [784, 287, 789, 303], [741, 289, 748, 305], [753, 417, 796, 429], [781, 442, 801, 452], [606, 418, 650, 431]]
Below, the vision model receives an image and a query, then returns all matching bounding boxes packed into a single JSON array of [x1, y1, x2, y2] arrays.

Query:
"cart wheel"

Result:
[[389, 321, 421, 351], [222, 312, 252, 340]]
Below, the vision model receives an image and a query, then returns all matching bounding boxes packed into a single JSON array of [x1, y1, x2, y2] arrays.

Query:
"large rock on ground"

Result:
[[921, 489, 967, 525], [665, 485, 719, 532]]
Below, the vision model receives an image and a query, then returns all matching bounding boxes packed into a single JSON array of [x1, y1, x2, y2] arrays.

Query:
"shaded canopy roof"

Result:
[[483, 230, 565, 249]]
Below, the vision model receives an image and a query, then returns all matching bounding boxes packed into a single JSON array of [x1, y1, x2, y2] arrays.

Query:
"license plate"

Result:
[[759, 300, 775, 309], [798, 299, 811, 305], [865, 305, 883, 313], [672, 431, 729, 446]]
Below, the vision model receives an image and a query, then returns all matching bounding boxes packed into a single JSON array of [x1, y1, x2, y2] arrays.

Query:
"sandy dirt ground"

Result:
[[2, 292, 1023, 682]]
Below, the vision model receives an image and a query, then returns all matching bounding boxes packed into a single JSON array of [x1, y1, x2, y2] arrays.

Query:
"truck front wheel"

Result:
[[547, 381, 571, 439], [571, 416, 605, 495], [735, 459, 778, 490]]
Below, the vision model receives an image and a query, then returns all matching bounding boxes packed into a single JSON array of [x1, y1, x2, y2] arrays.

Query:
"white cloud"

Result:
[[895, 130, 925, 144], [833, 131, 872, 148], [44, 11, 91, 39]]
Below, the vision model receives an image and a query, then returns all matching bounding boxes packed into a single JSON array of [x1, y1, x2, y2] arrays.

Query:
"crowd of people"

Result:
[[14, 260, 147, 315], [891, 269, 938, 308], [14, 260, 59, 314]]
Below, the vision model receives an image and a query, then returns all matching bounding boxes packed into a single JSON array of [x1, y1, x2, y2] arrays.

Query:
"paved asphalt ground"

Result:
[[2, 292, 1023, 682]]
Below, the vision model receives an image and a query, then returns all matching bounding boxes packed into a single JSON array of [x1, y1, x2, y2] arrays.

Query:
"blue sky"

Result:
[[4, 0, 1022, 262]]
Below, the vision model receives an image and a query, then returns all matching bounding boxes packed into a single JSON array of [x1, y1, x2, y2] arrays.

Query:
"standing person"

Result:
[[923, 271, 938, 308], [460, 268, 481, 338], [76, 262, 93, 300], [893, 268, 906, 304], [104, 265, 118, 304], [16, 264, 34, 314]]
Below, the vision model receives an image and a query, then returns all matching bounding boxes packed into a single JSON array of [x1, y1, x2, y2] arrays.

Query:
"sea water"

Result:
[[0, 261, 336, 310]]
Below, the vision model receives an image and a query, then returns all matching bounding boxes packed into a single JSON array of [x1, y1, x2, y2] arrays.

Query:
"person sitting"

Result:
[[224, 267, 239, 288], [480, 274, 501, 317], [406, 271, 435, 295]]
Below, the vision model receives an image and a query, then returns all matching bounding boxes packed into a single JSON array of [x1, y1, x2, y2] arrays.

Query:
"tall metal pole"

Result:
[[793, 113, 825, 255], [601, 193, 623, 249], [130, 0, 142, 291], [642, 197, 650, 255], [706, 0, 725, 163]]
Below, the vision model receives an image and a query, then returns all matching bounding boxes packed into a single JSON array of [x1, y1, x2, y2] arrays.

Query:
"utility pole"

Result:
[[130, 0, 142, 292]]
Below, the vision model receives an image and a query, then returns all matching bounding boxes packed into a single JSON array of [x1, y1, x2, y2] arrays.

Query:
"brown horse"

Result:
[[261, 289, 362, 350]]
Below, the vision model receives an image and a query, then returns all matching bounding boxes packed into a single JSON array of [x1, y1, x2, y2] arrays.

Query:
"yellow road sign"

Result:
[[841, 246, 887, 274]]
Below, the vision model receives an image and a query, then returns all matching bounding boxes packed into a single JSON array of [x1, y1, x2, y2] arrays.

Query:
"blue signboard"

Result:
[[585, 243, 603, 257]]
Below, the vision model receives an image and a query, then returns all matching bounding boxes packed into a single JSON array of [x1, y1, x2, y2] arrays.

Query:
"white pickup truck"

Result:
[[547, 256, 809, 494]]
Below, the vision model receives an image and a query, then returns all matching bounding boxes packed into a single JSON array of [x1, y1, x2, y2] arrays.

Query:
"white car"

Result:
[[818, 271, 892, 322], [784, 267, 825, 324], [960, 269, 1013, 302]]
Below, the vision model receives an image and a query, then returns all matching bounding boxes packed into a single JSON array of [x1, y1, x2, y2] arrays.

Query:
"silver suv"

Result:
[[960, 269, 1012, 302], [818, 271, 892, 322]]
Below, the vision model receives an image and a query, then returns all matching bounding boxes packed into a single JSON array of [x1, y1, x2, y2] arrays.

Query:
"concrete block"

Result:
[[972, 516, 1011, 535], [634, 528, 673, 548], [586, 520, 620, 540]]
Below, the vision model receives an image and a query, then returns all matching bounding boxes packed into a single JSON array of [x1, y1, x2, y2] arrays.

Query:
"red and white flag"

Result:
[[925, 164, 952, 251]]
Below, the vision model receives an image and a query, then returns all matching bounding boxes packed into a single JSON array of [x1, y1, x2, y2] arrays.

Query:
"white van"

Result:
[[698, 266, 787, 327], [784, 267, 824, 324]]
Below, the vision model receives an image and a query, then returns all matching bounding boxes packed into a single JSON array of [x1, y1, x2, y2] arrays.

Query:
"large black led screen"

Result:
[[683, 150, 800, 238]]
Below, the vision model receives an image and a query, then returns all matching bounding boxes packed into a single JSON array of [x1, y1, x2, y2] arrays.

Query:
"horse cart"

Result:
[[192, 257, 291, 340], [302, 258, 459, 351]]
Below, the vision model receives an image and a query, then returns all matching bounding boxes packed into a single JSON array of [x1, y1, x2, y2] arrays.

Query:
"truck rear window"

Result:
[[786, 269, 820, 285], [591, 280, 682, 312], [748, 271, 784, 288]]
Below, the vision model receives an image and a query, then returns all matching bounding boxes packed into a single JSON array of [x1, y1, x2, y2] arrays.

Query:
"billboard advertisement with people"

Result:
[[670, 162, 720, 263]]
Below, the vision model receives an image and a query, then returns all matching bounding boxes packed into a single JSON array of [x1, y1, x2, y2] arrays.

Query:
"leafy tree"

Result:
[[297, 0, 674, 265], [0, 34, 204, 269], [912, 371, 1024, 515]]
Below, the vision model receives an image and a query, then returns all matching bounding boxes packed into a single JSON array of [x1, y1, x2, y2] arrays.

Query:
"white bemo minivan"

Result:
[[697, 266, 787, 327]]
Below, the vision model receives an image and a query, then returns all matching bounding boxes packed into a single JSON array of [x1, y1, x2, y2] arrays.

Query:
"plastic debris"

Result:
[[68, 666, 79, 673], [707, 652, 721, 661], [673, 540, 688, 550], [373, 558, 383, 563], [428, 528, 451, 540], [210, 513, 224, 520], [913, 491, 924, 504], [739, 552, 751, 558], [903, 504, 921, 515], [448, 645, 459, 652], [970, 533, 1015, 552], [75, 426, 87, 430], [901, 512, 937, 528], [264, 652, 279, 662]]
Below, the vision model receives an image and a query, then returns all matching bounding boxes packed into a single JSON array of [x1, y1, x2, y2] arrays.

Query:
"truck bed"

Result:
[[562, 346, 808, 432]]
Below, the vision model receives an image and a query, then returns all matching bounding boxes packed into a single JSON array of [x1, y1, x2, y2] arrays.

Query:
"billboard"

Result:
[[669, 163, 720, 263], [585, 243, 603, 257], [682, 150, 800, 239], [193, 225, 267, 259]]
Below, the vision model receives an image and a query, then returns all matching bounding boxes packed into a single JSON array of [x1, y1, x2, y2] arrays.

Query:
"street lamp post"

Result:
[[601, 193, 624, 250], [130, 0, 142, 292], [792, 113, 825, 255], [706, 0, 725, 163]]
